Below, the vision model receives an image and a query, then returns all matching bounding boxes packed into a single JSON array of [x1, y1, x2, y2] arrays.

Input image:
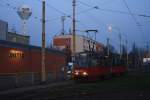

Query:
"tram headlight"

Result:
[[82, 72, 88, 76], [74, 71, 79, 75], [67, 70, 71, 74]]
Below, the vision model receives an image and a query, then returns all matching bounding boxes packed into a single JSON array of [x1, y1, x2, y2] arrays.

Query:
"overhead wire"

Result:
[[77, 1, 108, 29], [36, 0, 67, 15], [77, 7, 98, 15], [122, 0, 145, 46], [0, 0, 101, 41], [1, 0, 17, 11], [78, 1, 132, 15], [122, 0, 141, 26], [77, 0, 131, 49], [98, 0, 116, 6], [1, 0, 42, 21], [78, 0, 150, 18], [0, 0, 67, 23]]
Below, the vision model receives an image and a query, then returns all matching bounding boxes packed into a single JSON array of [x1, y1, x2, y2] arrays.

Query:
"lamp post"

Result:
[[108, 25, 122, 59], [41, 0, 46, 83], [108, 25, 129, 67], [107, 26, 113, 57]]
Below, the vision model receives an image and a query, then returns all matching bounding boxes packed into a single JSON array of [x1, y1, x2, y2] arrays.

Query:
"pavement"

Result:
[[0, 80, 72, 96]]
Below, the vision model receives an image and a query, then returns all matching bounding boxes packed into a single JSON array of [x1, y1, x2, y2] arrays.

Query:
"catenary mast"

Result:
[[72, 0, 76, 62], [41, 0, 46, 83]]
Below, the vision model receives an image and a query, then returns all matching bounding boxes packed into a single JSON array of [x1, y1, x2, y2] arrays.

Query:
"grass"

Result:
[[2, 73, 150, 100], [7, 73, 149, 100], [44, 73, 150, 99]]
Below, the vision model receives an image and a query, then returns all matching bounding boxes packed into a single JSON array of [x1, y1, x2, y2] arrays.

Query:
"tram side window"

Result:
[[113, 59, 125, 66], [97, 57, 106, 67], [89, 59, 97, 67], [103, 57, 111, 67], [77, 56, 89, 67], [112, 58, 117, 67]]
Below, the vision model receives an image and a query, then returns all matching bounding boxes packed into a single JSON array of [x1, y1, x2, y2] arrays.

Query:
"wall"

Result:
[[0, 40, 66, 91]]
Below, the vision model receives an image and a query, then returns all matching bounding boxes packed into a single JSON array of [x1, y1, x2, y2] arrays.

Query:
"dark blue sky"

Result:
[[0, 0, 150, 51]]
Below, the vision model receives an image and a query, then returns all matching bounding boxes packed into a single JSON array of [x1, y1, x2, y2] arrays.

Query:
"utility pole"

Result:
[[107, 38, 110, 57], [146, 42, 149, 54], [126, 39, 129, 69], [119, 33, 122, 59], [41, 0, 46, 83], [61, 16, 66, 35], [72, 0, 76, 62]]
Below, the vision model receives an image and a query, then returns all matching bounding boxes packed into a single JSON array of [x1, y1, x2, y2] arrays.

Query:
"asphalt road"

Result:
[[0, 73, 150, 100]]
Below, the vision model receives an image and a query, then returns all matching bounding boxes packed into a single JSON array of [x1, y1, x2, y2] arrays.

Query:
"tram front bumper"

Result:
[[73, 71, 89, 80]]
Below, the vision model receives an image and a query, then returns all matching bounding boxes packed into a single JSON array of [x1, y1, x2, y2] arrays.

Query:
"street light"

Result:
[[108, 25, 129, 68], [108, 25, 112, 33], [108, 25, 122, 59], [107, 25, 113, 57]]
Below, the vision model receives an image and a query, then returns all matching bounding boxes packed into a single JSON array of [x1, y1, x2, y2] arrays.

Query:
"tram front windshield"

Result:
[[76, 53, 98, 67]]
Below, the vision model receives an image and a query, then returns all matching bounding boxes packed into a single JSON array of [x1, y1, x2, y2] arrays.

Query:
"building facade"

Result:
[[53, 34, 104, 53], [0, 20, 8, 40], [7, 32, 30, 45], [0, 19, 30, 45]]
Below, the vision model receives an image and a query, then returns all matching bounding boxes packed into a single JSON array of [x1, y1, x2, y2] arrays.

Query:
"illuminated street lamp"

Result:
[[107, 25, 113, 57], [108, 25, 122, 59], [108, 25, 112, 33], [108, 25, 129, 68]]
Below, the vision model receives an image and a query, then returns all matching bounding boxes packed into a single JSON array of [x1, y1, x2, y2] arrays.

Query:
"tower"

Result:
[[17, 5, 32, 35]]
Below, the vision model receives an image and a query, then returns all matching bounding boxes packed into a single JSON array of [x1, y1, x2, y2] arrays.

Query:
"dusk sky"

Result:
[[0, 0, 150, 51]]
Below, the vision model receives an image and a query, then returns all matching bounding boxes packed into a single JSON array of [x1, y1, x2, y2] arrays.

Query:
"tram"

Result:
[[72, 51, 127, 81]]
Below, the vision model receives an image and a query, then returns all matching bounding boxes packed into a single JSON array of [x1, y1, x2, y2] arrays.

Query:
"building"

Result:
[[0, 20, 8, 40], [53, 34, 104, 53], [0, 40, 66, 90], [0, 19, 30, 45], [7, 31, 30, 44]]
